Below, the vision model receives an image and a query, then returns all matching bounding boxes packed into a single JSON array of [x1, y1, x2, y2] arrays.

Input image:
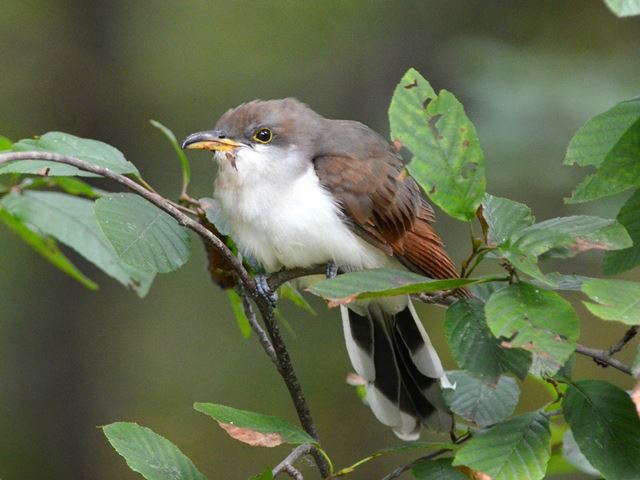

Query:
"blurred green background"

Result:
[[1, 1, 639, 479]]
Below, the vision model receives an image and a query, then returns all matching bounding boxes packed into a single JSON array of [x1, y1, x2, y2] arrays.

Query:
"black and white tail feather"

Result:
[[341, 297, 454, 440]]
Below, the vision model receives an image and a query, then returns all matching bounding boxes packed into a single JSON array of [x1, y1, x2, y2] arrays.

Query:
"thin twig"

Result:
[[0, 151, 331, 478], [575, 344, 632, 375], [237, 285, 278, 367], [607, 326, 638, 356], [273, 444, 313, 478]]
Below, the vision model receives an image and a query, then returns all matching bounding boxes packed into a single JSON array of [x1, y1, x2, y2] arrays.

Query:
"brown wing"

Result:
[[314, 151, 460, 280]]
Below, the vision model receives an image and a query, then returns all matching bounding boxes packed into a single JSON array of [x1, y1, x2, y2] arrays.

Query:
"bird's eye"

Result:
[[252, 128, 273, 144]]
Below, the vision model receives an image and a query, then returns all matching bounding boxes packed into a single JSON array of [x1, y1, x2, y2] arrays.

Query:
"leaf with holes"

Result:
[[443, 371, 519, 427], [565, 97, 640, 203], [103, 422, 207, 480], [563, 380, 640, 479], [480, 194, 534, 247], [94, 193, 191, 273], [485, 283, 579, 376], [2, 131, 139, 177], [453, 411, 551, 480], [412, 458, 467, 479], [389, 68, 485, 221], [604, 188, 640, 274], [0, 191, 154, 296], [194, 403, 317, 447], [581, 278, 640, 325], [444, 299, 531, 380]]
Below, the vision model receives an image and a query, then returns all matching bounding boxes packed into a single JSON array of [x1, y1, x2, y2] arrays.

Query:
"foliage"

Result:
[[2, 60, 639, 480]]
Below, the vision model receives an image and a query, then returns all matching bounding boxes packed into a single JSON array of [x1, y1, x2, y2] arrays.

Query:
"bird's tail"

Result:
[[341, 299, 453, 440]]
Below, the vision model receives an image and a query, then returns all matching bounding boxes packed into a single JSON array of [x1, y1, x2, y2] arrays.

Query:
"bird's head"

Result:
[[182, 98, 324, 183]]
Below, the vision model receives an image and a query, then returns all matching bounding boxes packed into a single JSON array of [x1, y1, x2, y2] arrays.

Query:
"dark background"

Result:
[[1, 1, 639, 479]]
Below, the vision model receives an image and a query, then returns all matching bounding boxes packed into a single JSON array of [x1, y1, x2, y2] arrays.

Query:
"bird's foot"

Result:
[[326, 260, 338, 279], [255, 274, 278, 308]]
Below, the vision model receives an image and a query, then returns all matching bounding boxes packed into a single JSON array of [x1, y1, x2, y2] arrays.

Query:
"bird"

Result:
[[182, 98, 464, 440]]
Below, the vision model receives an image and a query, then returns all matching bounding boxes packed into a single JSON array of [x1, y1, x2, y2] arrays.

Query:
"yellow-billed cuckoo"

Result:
[[182, 98, 464, 440]]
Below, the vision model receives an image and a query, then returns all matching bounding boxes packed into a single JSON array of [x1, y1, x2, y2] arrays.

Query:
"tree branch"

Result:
[[0, 151, 330, 477], [575, 344, 632, 375], [607, 326, 638, 356], [273, 444, 313, 479]]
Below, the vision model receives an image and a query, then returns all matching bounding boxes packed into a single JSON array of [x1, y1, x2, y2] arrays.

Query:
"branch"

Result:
[[575, 344, 632, 375], [0, 151, 331, 477], [273, 444, 313, 479], [607, 326, 638, 356]]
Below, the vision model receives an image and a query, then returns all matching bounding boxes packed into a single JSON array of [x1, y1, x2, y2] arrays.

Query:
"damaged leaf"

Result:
[[389, 68, 486, 221], [194, 403, 317, 447]]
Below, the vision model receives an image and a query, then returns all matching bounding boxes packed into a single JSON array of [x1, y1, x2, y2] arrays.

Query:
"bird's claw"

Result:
[[255, 274, 278, 307], [326, 260, 338, 279]]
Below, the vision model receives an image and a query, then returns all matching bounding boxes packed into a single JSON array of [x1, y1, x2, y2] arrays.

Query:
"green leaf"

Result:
[[443, 371, 519, 427], [336, 441, 456, 476], [2, 132, 139, 177], [193, 403, 317, 446], [0, 135, 12, 151], [0, 207, 98, 290], [480, 194, 534, 246], [389, 68, 485, 221], [103, 422, 207, 480], [604, 189, 640, 274], [444, 299, 531, 380], [453, 411, 551, 480], [581, 278, 640, 325], [509, 215, 631, 259], [604, 0, 640, 17], [1, 191, 154, 297], [563, 380, 640, 479], [530, 273, 591, 292], [279, 282, 316, 315], [485, 283, 579, 376], [249, 469, 273, 480], [227, 289, 252, 338], [565, 98, 640, 203], [308, 268, 497, 305], [150, 120, 191, 191], [94, 193, 191, 273], [562, 429, 600, 477], [412, 458, 467, 480]]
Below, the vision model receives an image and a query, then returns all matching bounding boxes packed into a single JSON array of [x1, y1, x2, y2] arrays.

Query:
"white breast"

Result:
[[213, 146, 390, 272]]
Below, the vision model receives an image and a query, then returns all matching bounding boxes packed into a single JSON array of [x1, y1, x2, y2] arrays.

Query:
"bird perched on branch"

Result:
[[182, 98, 465, 440]]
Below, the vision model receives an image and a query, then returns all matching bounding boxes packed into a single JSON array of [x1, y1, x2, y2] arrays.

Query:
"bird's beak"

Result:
[[181, 131, 242, 152]]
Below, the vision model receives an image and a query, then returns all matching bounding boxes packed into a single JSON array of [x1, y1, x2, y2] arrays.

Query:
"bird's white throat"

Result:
[[213, 145, 389, 272]]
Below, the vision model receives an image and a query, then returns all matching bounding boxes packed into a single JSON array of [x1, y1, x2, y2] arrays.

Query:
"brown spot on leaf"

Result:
[[570, 237, 614, 254], [460, 127, 467, 133], [392, 139, 403, 152], [423, 97, 433, 110], [476, 205, 491, 245], [218, 422, 284, 447], [462, 139, 470, 148], [404, 79, 418, 89], [36, 167, 50, 176], [457, 466, 492, 480], [326, 294, 358, 308]]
